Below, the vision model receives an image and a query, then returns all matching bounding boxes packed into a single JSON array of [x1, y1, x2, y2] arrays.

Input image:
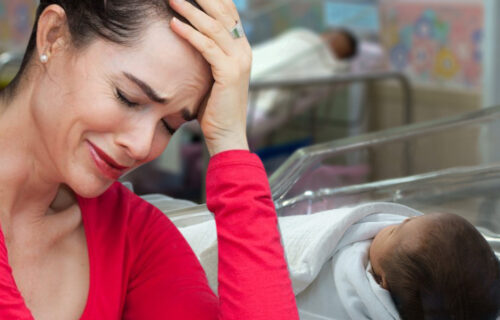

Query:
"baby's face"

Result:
[[322, 30, 353, 60], [369, 215, 433, 288]]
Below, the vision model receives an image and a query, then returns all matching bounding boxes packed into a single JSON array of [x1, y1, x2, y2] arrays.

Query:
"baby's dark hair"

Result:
[[4, 0, 201, 100], [336, 28, 358, 59], [381, 213, 500, 320]]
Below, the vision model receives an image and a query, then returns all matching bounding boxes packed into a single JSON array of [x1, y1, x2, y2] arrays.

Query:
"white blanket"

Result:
[[178, 202, 422, 319]]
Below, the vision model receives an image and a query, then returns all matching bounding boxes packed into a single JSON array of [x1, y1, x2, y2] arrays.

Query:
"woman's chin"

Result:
[[68, 175, 115, 199]]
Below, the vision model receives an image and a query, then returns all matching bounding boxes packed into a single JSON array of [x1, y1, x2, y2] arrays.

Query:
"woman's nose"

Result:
[[114, 119, 157, 162]]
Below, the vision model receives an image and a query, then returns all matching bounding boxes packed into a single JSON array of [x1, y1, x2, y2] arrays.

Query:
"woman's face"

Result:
[[32, 19, 212, 197]]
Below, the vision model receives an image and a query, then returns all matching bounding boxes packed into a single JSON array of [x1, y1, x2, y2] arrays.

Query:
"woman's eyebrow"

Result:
[[122, 72, 200, 122], [123, 72, 168, 104]]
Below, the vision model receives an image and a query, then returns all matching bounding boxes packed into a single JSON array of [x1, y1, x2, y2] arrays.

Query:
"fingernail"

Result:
[[171, 17, 181, 26], [173, 0, 183, 5]]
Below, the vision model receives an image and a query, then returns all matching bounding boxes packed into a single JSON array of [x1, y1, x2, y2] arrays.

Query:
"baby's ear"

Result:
[[381, 274, 389, 290]]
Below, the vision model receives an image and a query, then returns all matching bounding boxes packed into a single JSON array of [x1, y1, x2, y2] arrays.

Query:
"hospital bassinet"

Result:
[[247, 71, 412, 146]]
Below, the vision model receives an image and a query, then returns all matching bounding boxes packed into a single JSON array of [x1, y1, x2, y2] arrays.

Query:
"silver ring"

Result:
[[230, 20, 245, 39]]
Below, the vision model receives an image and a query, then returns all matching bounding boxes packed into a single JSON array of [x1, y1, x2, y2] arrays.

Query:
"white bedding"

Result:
[[178, 202, 423, 319]]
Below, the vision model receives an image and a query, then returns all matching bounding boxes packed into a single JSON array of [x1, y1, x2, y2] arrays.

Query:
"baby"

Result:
[[369, 213, 500, 320]]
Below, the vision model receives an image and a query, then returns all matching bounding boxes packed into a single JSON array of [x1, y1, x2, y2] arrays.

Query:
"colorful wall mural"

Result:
[[0, 0, 37, 52], [0, 0, 485, 91], [324, 2, 380, 34], [380, 1, 483, 90]]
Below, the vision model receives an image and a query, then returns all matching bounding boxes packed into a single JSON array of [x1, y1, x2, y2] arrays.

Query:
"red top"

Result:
[[0, 150, 299, 319]]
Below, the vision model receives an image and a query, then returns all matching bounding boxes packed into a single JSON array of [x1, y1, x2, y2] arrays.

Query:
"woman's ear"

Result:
[[36, 4, 70, 63]]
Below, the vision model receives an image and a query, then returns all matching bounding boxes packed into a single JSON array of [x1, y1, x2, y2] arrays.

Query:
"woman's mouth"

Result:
[[86, 141, 129, 180]]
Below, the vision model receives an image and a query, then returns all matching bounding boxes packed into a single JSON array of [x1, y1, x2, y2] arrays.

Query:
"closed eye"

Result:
[[162, 119, 176, 135], [116, 88, 177, 135], [116, 88, 140, 108]]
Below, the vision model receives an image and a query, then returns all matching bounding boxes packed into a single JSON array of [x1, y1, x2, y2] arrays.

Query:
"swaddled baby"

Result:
[[369, 213, 500, 320]]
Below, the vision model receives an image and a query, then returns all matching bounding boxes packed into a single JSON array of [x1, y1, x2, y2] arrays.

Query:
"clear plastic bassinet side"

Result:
[[269, 105, 500, 257]]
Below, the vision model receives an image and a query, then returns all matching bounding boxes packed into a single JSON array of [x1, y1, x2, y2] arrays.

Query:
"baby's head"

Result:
[[369, 213, 500, 320], [321, 28, 358, 60]]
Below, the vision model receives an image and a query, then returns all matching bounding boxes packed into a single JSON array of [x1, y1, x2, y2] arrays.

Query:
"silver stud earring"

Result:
[[40, 54, 48, 64]]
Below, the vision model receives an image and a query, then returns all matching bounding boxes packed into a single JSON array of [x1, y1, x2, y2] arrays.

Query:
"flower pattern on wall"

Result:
[[434, 48, 460, 79], [414, 12, 434, 39], [411, 38, 437, 77], [380, 1, 483, 90], [390, 44, 410, 70]]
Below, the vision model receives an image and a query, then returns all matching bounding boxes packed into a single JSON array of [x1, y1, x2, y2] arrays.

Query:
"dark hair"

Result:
[[336, 28, 358, 59], [2, 0, 201, 100], [381, 213, 500, 320]]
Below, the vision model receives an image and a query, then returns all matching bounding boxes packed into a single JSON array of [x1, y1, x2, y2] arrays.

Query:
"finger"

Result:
[[169, 0, 238, 55], [195, 0, 239, 30], [170, 17, 228, 67], [195, 0, 249, 46]]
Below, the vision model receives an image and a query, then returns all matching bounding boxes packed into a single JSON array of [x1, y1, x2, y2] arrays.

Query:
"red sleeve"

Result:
[[0, 227, 34, 319], [124, 150, 298, 320], [122, 199, 219, 320], [206, 150, 299, 320]]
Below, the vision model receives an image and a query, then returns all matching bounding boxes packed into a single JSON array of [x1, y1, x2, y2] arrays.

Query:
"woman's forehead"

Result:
[[86, 20, 211, 97]]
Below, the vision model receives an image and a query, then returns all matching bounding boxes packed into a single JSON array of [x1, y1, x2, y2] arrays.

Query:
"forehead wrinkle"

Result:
[[176, 76, 210, 123]]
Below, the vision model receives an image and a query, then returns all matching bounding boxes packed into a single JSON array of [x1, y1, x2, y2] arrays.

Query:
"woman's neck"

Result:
[[0, 86, 76, 226]]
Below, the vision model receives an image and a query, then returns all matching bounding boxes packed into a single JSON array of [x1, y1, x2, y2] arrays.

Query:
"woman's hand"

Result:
[[169, 0, 251, 156]]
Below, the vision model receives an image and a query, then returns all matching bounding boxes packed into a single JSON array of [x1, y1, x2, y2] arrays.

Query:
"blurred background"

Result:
[[0, 0, 495, 205]]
